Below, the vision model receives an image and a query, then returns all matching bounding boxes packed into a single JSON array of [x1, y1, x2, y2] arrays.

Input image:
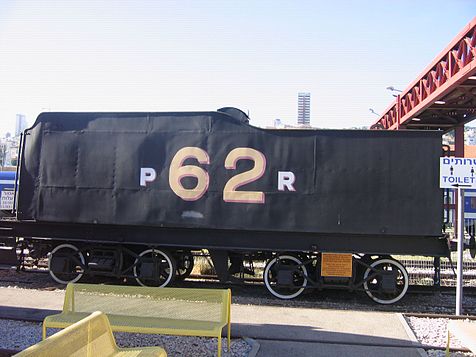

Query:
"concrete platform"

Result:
[[0, 286, 425, 356]]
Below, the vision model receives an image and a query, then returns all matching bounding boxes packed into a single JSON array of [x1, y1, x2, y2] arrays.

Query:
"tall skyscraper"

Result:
[[15, 114, 27, 137], [297, 92, 311, 126]]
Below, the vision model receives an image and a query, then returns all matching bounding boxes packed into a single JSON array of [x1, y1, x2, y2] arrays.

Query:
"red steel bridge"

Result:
[[370, 16, 476, 156]]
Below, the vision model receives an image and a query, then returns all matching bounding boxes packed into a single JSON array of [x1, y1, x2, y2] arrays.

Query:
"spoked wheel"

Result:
[[175, 251, 194, 281], [48, 244, 86, 284], [133, 249, 176, 287], [363, 258, 409, 304], [263, 255, 308, 299]]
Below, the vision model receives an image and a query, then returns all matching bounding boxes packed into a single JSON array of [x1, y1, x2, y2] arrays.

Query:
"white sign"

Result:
[[0, 190, 14, 210], [440, 157, 476, 188]]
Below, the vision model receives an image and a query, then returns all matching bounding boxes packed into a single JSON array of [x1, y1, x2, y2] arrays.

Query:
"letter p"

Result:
[[140, 168, 157, 186]]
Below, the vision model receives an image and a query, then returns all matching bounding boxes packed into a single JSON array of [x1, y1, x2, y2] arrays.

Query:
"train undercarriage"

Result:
[[6, 239, 412, 305]]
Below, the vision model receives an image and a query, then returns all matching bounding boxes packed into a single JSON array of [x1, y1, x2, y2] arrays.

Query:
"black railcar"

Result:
[[0, 108, 449, 303]]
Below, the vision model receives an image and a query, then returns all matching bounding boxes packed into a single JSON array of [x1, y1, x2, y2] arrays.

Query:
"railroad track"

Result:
[[4, 266, 476, 295], [4, 264, 476, 317]]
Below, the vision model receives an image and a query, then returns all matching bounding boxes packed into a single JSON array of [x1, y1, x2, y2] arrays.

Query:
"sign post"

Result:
[[440, 157, 476, 315], [456, 186, 464, 315]]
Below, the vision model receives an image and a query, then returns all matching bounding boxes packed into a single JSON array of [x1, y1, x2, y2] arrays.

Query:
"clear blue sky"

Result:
[[0, 0, 474, 135]]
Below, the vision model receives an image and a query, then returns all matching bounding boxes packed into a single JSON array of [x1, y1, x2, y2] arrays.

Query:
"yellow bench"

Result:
[[43, 283, 231, 357], [446, 320, 476, 356], [15, 311, 166, 357]]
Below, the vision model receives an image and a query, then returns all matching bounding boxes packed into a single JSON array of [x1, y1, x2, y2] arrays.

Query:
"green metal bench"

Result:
[[16, 311, 166, 357], [43, 283, 231, 357]]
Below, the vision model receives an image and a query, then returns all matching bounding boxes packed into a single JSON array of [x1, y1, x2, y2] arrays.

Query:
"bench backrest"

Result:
[[15, 312, 116, 357], [64, 283, 231, 324]]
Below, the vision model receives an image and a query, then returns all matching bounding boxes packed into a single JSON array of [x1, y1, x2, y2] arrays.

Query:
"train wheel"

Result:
[[175, 251, 194, 281], [48, 244, 85, 284], [263, 255, 308, 299], [363, 258, 409, 304], [133, 249, 176, 287]]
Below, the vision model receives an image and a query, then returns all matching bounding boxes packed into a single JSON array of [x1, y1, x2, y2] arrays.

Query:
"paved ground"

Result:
[[232, 304, 424, 356], [0, 286, 425, 356]]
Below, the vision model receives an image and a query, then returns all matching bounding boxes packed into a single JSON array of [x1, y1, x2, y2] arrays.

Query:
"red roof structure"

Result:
[[371, 17, 476, 132]]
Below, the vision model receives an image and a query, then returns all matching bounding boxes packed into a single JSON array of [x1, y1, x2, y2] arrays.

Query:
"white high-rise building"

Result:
[[274, 119, 285, 129], [297, 92, 310, 126], [15, 114, 27, 137]]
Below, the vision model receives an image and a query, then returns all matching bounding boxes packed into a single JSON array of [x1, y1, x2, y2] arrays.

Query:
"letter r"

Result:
[[278, 171, 296, 191]]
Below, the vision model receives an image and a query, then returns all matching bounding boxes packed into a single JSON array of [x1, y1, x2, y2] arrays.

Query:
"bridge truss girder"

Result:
[[371, 17, 476, 132]]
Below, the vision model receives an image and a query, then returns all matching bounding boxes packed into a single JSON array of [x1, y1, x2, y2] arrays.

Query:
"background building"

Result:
[[15, 114, 27, 137], [0, 135, 19, 167], [297, 92, 311, 126], [273, 119, 285, 129]]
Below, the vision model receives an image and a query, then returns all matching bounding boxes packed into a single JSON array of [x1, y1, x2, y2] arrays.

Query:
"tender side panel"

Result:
[[18, 112, 442, 238]]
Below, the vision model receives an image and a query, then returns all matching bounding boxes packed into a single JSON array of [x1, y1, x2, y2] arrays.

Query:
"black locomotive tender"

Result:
[[0, 108, 449, 304]]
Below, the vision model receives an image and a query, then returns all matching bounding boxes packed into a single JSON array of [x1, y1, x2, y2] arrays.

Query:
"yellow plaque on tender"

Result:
[[321, 253, 353, 277]]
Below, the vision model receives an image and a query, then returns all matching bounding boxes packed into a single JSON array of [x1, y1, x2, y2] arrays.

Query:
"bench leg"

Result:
[[446, 330, 450, 357], [218, 335, 222, 357], [42, 323, 47, 340]]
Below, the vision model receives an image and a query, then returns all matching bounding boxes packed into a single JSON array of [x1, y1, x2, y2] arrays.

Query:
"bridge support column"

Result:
[[454, 125, 464, 157]]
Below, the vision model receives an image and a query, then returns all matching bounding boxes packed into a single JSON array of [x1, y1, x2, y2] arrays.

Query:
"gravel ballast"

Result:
[[405, 316, 475, 357], [0, 319, 252, 356], [4, 269, 476, 356], [6, 314, 476, 357]]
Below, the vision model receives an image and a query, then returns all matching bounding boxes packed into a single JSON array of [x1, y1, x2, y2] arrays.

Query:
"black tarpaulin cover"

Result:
[[17, 110, 442, 237]]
